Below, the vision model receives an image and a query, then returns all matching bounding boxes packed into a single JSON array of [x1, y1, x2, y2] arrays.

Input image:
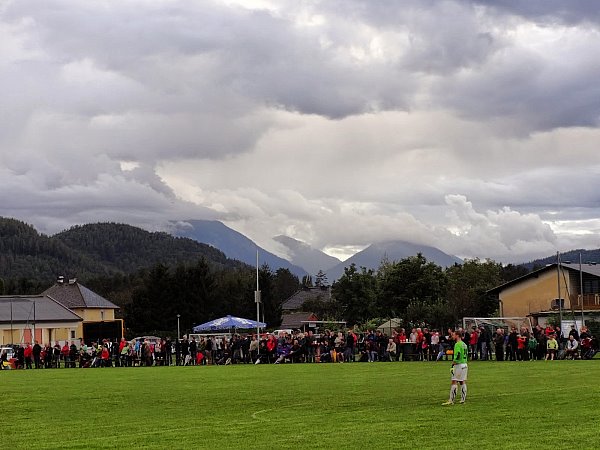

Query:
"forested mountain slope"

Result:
[[0, 218, 245, 287]]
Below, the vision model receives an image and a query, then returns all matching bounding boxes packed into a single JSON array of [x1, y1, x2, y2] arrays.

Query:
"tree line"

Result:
[[0, 249, 528, 337], [109, 254, 526, 336], [0, 218, 246, 284], [305, 255, 528, 330], [92, 260, 301, 337], [0, 217, 534, 335]]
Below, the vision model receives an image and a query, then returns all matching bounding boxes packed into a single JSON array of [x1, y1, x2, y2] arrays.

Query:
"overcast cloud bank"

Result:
[[1, 0, 599, 263]]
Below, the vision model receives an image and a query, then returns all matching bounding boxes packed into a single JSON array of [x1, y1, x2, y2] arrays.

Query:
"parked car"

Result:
[[1, 347, 15, 368], [272, 329, 293, 337]]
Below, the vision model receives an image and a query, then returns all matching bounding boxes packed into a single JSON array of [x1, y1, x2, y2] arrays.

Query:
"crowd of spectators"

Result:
[[1, 324, 597, 369], [490, 324, 597, 361], [1, 338, 173, 369]]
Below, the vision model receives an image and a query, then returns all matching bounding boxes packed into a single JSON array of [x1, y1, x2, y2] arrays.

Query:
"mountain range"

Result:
[[172, 219, 463, 281], [5, 215, 594, 287], [273, 235, 341, 276], [171, 220, 308, 278], [322, 240, 463, 281], [523, 249, 600, 270], [0, 218, 241, 285]]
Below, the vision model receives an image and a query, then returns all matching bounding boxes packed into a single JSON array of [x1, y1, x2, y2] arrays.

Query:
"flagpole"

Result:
[[10, 299, 13, 346], [580, 252, 585, 326], [255, 250, 261, 355], [557, 252, 563, 335]]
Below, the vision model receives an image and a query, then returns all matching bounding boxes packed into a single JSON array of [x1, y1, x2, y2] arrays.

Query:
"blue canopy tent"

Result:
[[193, 315, 266, 332]]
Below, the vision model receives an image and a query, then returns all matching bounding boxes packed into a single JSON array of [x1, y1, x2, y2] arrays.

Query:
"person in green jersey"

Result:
[[442, 330, 468, 406], [546, 333, 558, 360]]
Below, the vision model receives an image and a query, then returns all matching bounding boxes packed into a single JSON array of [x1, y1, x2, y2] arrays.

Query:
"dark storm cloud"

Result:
[[1, 0, 599, 262], [2, 0, 414, 124], [321, 0, 502, 73], [471, 0, 600, 26], [436, 45, 600, 132]]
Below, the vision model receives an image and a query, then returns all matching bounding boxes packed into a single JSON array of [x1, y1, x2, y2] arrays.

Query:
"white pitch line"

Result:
[[251, 402, 314, 421], [486, 384, 596, 397]]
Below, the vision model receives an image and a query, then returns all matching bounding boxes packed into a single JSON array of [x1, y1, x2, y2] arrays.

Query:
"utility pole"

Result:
[[579, 252, 585, 326], [255, 250, 261, 355], [10, 299, 13, 346], [557, 252, 563, 333], [33, 300, 36, 344]]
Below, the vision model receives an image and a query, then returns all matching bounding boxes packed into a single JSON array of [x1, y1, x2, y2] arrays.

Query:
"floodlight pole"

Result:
[[255, 250, 261, 355], [177, 314, 181, 340], [557, 252, 563, 334], [33, 300, 36, 343], [10, 299, 13, 346], [579, 253, 584, 326]]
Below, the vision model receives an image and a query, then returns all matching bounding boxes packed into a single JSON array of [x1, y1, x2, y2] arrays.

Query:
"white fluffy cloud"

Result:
[[1, 0, 599, 263]]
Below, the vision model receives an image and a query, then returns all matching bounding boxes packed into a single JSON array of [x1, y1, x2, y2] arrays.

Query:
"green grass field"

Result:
[[2, 361, 598, 449]]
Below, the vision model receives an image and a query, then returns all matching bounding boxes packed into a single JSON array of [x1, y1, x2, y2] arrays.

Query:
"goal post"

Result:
[[462, 317, 533, 335]]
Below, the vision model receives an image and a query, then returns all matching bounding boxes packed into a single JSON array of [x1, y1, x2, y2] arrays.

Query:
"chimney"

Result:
[[57, 276, 65, 285], [68, 278, 77, 285]]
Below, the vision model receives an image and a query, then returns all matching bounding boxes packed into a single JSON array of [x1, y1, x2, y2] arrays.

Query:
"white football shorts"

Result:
[[451, 363, 468, 382]]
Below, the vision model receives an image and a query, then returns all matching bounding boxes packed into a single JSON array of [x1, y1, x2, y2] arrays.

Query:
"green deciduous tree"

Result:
[[376, 254, 447, 317], [445, 258, 503, 320], [272, 268, 300, 307], [332, 264, 377, 326]]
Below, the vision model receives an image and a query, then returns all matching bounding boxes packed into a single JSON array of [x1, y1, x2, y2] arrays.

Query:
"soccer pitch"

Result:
[[2, 361, 598, 449]]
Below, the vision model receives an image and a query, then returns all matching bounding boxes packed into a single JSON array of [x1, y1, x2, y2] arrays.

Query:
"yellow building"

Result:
[[488, 263, 600, 325], [43, 279, 122, 343], [0, 295, 82, 346]]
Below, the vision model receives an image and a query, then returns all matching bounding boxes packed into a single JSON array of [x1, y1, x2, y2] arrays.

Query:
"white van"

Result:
[[272, 329, 293, 337]]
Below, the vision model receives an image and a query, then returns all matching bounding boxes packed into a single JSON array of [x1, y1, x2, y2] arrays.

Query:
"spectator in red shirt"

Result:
[[119, 337, 127, 353], [266, 334, 277, 363], [23, 343, 33, 369], [416, 328, 424, 360], [517, 334, 527, 361], [61, 342, 70, 368], [101, 345, 110, 367], [469, 327, 479, 360]]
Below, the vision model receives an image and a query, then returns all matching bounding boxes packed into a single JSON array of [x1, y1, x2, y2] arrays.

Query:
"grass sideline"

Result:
[[2, 361, 599, 449]]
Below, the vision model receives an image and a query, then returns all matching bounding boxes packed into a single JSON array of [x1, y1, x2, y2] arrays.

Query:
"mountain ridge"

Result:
[[5, 215, 599, 289], [324, 240, 463, 281], [0, 217, 244, 286], [273, 235, 341, 277], [171, 220, 308, 278], [522, 249, 600, 270]]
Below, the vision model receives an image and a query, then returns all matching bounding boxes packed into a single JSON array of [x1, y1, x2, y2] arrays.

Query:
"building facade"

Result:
[[43, 279, 122, 343], [488, 263, 600, 325], [0, 278, 122, 346], [0, 295, 82, 346]]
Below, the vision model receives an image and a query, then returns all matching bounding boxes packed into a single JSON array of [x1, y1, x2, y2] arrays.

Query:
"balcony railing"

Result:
[[570, 294, 600, 309]]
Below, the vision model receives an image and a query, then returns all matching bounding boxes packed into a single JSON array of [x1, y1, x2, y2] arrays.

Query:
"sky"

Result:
[[1, 0, 600, 263]]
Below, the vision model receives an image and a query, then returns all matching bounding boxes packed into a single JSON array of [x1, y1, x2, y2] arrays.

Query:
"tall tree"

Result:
[[301, 275, 313, 287], [332, 264, 377, 326], [376, 254, 447, 317], [125, 263, 173, 335], [272, 268, 300, 307], [500, 264, 530, 283], [445, 258, 502, 320], [212, 268, 255, 319], [315, 270, 328, 287], [170, 258, 215, 332]]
